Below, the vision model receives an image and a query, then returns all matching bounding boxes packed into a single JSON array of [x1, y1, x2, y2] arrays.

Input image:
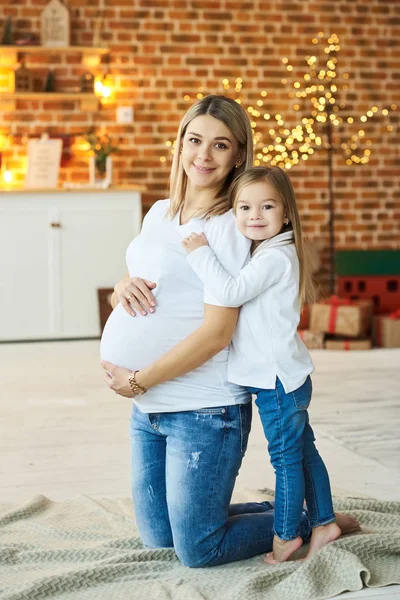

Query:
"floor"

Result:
[[0, 341, 399, 599]]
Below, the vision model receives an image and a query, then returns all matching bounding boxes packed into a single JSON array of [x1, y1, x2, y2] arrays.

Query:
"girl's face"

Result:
[[235, 179, 287, 241], [181, 114, 240, 192]]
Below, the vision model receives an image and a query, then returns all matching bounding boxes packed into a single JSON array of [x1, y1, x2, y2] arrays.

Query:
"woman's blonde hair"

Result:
[[168, 94, 254, 219], [229, 166, 317, 307]]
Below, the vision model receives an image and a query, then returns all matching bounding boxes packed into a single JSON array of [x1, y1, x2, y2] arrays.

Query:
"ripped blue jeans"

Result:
[[129, 402, 311, 567]]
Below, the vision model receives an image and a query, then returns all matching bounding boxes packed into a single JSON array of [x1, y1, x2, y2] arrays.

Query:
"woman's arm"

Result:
[[137, 304, 238, 389], [101, 304, 239, 396]]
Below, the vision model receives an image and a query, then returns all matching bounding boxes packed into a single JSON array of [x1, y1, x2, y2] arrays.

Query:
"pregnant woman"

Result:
[[100, 95, 359, 567]]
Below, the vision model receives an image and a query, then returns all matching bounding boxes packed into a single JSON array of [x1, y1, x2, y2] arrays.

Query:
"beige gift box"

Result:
[[325, 338, 372, 351], [298, 329, 324, 349], [310, 297, 373, 338], [372, 313, 400, 348]]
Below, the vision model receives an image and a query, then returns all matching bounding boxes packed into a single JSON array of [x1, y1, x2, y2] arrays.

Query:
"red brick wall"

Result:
[[0, 0, 398, 291]]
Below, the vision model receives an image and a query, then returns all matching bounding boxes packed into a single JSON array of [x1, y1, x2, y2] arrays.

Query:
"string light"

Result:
[[160, 33, 396, 167]]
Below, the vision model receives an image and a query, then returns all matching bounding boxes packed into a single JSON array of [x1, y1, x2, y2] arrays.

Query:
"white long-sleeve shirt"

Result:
[[187, 230, 314, 393]]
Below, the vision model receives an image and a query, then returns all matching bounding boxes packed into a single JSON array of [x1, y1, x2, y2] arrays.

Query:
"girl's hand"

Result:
[[114, 276, 157, 317], [101, 361, 134, 398], [182, 232, 209, 254]]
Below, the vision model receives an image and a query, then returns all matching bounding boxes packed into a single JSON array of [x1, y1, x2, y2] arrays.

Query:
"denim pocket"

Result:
[[239, 402, 252, 454], [292, 376, 312, 410]]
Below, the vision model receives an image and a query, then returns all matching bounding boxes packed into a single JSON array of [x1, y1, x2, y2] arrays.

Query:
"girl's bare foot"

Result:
[[305, 521, 341, 559], [334, 512, 360, 535], [264, 535, 303, 565]]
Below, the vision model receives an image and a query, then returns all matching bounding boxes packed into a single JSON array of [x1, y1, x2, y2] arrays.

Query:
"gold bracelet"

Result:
[[128, 370, 147, 396]]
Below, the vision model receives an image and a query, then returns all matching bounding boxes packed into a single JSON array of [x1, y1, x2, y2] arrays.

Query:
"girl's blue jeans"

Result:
[[248, 376, 335, 541], [130, 402, 311, 567]]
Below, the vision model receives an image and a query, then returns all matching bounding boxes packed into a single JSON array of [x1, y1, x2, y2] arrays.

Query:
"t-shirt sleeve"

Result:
[[187, 246, 287, 307], [202, 210, 251, 306], [140, 199, 170, 233]]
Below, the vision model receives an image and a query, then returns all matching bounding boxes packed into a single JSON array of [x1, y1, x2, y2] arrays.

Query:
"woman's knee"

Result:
[[175, 542, 216, 568]]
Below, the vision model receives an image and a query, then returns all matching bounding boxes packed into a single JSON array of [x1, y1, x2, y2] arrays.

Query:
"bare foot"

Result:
[[264, 535, 303, 564], [334, 512, 360, 535], [305, 521, 341, 560]]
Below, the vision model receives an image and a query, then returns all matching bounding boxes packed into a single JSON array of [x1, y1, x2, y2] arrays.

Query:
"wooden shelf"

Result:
[[0, 45, 109, 54], [0, 92, 99, 111]]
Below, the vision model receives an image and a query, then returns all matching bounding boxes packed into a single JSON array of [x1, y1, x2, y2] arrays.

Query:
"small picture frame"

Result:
[[25, 136, 63, 188]]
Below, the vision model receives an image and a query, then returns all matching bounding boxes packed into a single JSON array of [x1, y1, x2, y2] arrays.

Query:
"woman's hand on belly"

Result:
[[114, 276, 157, 317], [101, 361, 134, 398]]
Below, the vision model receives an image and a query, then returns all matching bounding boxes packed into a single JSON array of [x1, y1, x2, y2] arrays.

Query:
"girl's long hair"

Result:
[[229, 166, 317, 307], [168, 95, 254, 219]]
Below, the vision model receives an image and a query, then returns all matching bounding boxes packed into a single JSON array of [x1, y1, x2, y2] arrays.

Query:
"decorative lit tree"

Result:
[[161, 33, 396, 293]]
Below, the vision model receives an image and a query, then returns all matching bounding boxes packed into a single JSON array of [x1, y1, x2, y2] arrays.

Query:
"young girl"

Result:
[[182, 166, 341, 564]]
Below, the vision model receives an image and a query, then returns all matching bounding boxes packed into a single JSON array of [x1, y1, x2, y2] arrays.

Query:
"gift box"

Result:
[[298, 305, 309, 330], [298, 329, 324, 349], [372, 309, 400, 348], [325, 338, 372, 351], [309, 296, 373, 338]]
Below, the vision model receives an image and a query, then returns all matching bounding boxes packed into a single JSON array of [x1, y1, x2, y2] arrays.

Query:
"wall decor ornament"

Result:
[[40, 0, 70, 47], [14, 63, 33, 92], [43, 68, 56, 92], [80, 71, 95, 94], [1, 16, 14, 45]]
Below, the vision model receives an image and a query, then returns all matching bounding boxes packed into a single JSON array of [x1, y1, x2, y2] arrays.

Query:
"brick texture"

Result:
[[0, 0, 398, 292]]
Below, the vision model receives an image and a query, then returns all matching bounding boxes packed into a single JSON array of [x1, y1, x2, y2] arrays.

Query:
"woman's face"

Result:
[[181, 114, 241, 191]]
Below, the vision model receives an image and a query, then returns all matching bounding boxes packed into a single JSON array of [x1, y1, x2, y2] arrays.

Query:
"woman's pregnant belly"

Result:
[[100, 301, 202, 372]]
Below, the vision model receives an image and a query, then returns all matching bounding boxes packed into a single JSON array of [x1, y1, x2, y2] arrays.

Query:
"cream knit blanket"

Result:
[[0, 491, 399, 600]]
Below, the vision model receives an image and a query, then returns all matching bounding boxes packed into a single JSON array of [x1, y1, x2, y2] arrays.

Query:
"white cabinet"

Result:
[[0, 188, 142, 341]]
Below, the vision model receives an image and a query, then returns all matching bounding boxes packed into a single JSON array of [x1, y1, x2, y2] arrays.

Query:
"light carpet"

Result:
[[0, 490, 399, 600]]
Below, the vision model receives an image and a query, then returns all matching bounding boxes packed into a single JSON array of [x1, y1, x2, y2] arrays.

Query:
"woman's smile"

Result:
[[193, 163, 216, 174]]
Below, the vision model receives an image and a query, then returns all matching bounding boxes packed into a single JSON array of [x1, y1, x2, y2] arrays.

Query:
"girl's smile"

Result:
[[235, 180, 287, 241]]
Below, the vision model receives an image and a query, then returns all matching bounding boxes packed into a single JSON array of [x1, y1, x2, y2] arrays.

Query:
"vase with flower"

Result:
[[85, 130, 118, 189]]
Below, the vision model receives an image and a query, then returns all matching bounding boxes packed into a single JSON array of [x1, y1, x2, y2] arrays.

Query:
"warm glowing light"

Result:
[[161, 34, 394, 171], [94, 78, 104, 95], [3, 169, 12, 184]]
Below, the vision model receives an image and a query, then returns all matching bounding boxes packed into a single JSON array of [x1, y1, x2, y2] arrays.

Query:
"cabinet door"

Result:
[[0, 206, 52, 340], [58, 204, 140, 337]]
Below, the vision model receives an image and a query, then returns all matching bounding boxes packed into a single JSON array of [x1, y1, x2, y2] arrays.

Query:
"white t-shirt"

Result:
[[100, 199, 251, 412], [187, 230, 314, 393]]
